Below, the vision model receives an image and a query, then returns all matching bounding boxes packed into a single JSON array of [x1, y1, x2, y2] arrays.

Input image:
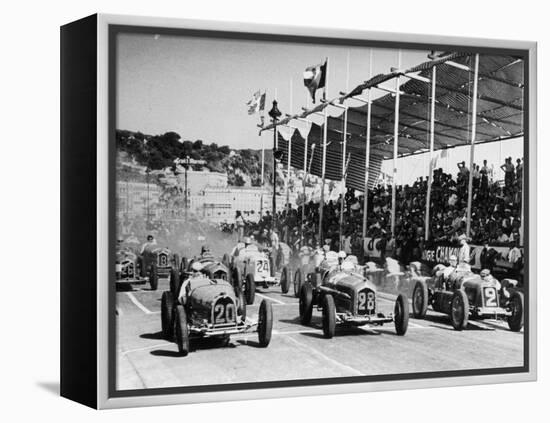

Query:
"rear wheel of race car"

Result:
[[222, 253, 230, 269], [174, 304, 190, 356], [169, 267, 180, 297], [299, 284, 313, 326], [412, 280, 428, 319], [280, 266, 290, 294], [257, 299, 273, 347], [237, 291, 247, 322], [293, 269, 303, 298], [149, 264, 158, 291], [270, 253, 276, 277], [507, 291, 524, 332], [245, 273, 256, 305], [179, 256, 188, 274], [394, 293, 409, 336], [450, 290, 469, 331], [322, 294, 336, 339], [161, 291, 174, 340], [232, 267, 242, 296]]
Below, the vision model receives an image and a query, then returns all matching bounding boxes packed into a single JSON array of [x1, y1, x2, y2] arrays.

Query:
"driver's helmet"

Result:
[[191, 261, 204, 273], [480, 268, 491, 278], [146, 234, 154, 241], [449, 254, 458, 267], [243, 236, 252, 246], [337, 250, 347, 264], [201, 245, 211, 255]]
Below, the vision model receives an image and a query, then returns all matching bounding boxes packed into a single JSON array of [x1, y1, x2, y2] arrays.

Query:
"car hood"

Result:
[[326, 271, 377, 292]]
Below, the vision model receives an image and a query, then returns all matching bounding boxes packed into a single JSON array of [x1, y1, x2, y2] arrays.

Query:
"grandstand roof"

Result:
[[263, 52, 524, 191]]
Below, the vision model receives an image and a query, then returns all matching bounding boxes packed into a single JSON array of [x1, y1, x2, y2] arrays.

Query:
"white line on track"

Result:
[[120, 343, 173, 357], [283, 335, 364, 376], [255, 293, 285, 305], [126, 292, 154, 314]]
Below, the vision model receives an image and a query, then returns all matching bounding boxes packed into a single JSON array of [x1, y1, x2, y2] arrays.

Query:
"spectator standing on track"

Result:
[[235, 210, 245, 242], [457, 234, 470, 265]]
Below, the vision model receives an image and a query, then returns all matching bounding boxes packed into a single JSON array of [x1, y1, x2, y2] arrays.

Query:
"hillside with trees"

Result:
[[116, 129, 279, 188]]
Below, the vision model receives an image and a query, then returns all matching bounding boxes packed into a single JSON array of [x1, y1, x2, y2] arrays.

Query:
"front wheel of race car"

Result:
[[161, 291, 174, 340], [450, 290, 469, 331], [270, 253, 277, 277], [507, 291, 524, 332], [412, 280, 428, 319], [149, 264, 158, 291], [237, 290, 247, 322], [231, 266, 242, 296], [394, 293, 409, 336], [322, 294, 336, 339], [299, 284, 313, 325], [245, 273, 256, 305], [293, 269, 303, 298], [179, 256, 188, 274], [257, 299, 273, 347], [280, 266, 290, 294], [174, 304, 190, 356]]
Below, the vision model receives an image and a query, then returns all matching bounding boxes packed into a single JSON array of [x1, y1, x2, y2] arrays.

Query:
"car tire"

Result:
[[174, 304, 190, 356], [245, 273, 256, 305], [258, 299, 273, 347], [394, 293, 409, 335], [149, 264, 158, 291], [179, 256, 188, 274], [161, 291, 174, 340], [270, 253, 276, 277], [507, 291, 524, 332], [322, 294, 336, 339], [232, 266, 242, 296], [280, 266, 290, 294], [412, 279, 428, 319], [222, 253, 230, 269], [173, 254, 180, 271], [169, 267, 180, 297], [237, 290, 247, 322], [450, 290, 469, 331], [294, 269, 303, 298], [299, 284, 313, 326]]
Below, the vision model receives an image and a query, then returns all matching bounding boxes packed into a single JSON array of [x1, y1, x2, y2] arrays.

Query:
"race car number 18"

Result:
[[358, 291, 375, 312]]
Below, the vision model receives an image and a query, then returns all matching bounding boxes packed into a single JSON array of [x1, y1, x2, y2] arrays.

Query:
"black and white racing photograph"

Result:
[[112, 27, 527, 392]]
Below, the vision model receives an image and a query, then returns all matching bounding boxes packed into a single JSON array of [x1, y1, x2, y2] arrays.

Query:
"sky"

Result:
[[116, 32, 523, 182], [116, 32, 428, 149]]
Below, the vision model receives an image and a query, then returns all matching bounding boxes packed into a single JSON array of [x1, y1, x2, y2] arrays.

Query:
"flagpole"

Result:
[[301, 92, 310, 248], [362, 49, 373, 240], [260, 90, 266, 218], [390, 51, 402, 239], [466, 54, 480, 238], [425, 66, 436, 241], [339, 52, 350, 250], [318, 57, 329, 245]]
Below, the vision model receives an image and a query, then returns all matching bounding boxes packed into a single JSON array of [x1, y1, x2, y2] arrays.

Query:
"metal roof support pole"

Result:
[[466, 54, 480, 238], [285, 79, 293, 237], [425, 66, 437, 241], [362, 49, 374, 241], [260, 132, 265, 218], [301, 127, 309, 247], [339, 107, 348, 249], [319, 107, 328, 245], [390, 51, 402, 238]]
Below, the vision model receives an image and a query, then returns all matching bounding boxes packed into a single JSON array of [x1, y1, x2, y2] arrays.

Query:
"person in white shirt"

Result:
[[457, 235, 470, 265], [140, 234, 157, 254]]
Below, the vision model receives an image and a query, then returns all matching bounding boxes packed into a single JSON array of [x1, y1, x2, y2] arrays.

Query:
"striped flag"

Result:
[[303, 60, 327, 103], [246, 91, 266, 115]]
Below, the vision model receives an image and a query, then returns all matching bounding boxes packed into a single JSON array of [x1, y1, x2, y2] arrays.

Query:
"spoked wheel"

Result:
[[245, 273, 256, 305], [169, 267, 180, 297], [322, 294, 336, 339], [450, 290, 469, 331], [257, 299, 273, 347], [394, 293, 409, 335], [232, 267, 242, 296], [294, 269, 303, 298], [412, 280, 428, 319], [299, 284, 313, 325], [174, 304, 190, 356], [280, 266, 290, 294], [507, 291, 524, 332], [161, 291, 174, 340]]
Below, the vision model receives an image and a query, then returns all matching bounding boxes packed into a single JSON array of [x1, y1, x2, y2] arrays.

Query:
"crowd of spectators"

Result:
[[241, 157, 523, 264]]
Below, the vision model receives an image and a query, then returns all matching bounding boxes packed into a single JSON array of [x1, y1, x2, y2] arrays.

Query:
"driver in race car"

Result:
[[200, 245, 214, 259], [140, 234, 157, 254], [178, 261, 205, 305]]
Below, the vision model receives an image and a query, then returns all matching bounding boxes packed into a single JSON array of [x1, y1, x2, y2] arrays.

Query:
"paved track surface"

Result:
[[115, 276, 524, 390]]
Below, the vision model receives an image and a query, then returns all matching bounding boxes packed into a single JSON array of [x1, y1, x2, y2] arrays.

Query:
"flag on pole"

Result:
[[303, 60, 327, 103], [246, 91, 266, 115]]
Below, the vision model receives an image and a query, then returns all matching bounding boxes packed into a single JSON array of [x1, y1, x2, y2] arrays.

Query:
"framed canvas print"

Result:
[[60, 13, 537, 409]]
